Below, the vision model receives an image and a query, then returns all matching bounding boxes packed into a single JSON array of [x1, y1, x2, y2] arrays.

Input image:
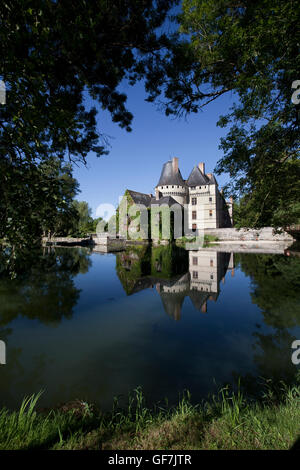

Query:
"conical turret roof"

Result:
[[157, 160, 186, 186], [186, 166, 210, 186]]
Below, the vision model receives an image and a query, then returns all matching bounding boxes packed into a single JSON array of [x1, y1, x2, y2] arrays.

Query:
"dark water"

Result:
[[0, 244, 299, 410]]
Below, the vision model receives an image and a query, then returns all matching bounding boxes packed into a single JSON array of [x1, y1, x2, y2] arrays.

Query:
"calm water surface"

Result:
[[0, 245, 299, 410]]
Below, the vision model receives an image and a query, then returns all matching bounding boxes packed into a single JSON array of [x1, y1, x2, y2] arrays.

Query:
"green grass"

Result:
[[204, 234, 219, 243], [175, 236, 196, 245], [175, 234, 219, 247], [0, 383, 299, 450]]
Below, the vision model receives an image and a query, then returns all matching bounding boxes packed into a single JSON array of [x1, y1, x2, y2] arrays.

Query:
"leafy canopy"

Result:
[[0, 0, 177, 273], [1, 0, 176, 164], [147, 0, 300, 227]]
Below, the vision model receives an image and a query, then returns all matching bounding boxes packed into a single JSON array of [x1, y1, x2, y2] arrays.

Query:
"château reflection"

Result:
[[116, 246, 234, 320], [0, 244, 299, 411]]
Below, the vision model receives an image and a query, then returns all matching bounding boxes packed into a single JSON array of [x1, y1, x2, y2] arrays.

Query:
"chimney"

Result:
[[155, 188, 160, 200], [172, 157, 178, 173], [201, 301, 207, 313], [220, 187, 223, 194], [207, 173, 212, 179], [198, 162, 205, 174]]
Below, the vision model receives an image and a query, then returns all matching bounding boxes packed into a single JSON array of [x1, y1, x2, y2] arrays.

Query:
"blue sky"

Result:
[[73, 80, 235, 218]]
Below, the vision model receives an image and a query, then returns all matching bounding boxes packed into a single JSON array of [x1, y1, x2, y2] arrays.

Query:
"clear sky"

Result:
[[73, 80, 235, 218]]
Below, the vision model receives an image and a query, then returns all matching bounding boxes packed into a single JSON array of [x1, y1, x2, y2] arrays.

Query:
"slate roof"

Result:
[[160, 291, 186, 319], [206, 173, 218, 185], [157, 160, 186, 186], [150, 196, 181, 207], [188, 291, 210, 310], [186, 166, 210, 186], [127, 190, 152, 207], [125, 191, 182, 208]]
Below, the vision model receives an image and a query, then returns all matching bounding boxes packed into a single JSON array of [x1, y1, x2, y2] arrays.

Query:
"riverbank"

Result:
[[1, 382, 299, 450]]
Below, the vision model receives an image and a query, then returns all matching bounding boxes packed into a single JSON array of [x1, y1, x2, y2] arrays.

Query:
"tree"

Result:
[[69, 200, 92, 237], [40, 158, 80, 237], [0, 0, 177, 257], [147, 0, 300, 228], [0, 156, 80, 276]]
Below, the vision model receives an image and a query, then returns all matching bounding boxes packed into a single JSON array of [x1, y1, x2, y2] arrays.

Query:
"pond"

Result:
[[0, 244, 299, 411]]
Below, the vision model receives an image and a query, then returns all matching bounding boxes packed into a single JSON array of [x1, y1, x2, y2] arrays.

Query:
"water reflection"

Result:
[[0, 247, 91, 327], [116, 246, 233, 320], [232, 252, 300, 395], [0, 244, 299, 410]]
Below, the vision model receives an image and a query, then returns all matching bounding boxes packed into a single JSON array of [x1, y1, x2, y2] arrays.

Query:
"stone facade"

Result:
[[156, 158, 233, 230], [119, 157, 233, 239]]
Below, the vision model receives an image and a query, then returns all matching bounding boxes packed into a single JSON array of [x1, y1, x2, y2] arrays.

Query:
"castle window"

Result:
[[192, 224, 197, 231], [210, 259, 214, 267], [192, 211, 197, 220], [192, 197, 197, 205], [210, 274, 214, 280], [193, 271, 198, 279], [209, 210, 213, 217], [191, 186, 195, 190], [193, 257, 198, 266], [209, 197, 212, 202]]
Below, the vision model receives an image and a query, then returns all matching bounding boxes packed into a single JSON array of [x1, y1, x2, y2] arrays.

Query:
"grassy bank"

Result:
[[175, 234, 219, 247], [0, 384, 299, 450]]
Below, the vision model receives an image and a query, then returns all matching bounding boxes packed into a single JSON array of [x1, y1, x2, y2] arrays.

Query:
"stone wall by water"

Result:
[[204, 227, 294, 242]]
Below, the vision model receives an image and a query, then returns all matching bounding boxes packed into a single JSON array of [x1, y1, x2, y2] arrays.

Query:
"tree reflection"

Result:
[[234, 253, 300, 397], [239, 253, 300, 328], [0, 247, 91, 327]]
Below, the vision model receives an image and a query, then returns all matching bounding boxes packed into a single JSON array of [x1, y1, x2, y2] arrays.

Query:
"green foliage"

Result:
[[149, 0, 300, 228], [204, 234, 219, 243], [0, 247, 91, 323], [233, 252, 300, 390], [0, 0, 176, 260], [0, 157, 80, 276], [67, 200, 94, 237], [0, 0, 176, 163], [116, 244, 189, 294], [238, 253, 300, 330], [1, 381, 300, 450]]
